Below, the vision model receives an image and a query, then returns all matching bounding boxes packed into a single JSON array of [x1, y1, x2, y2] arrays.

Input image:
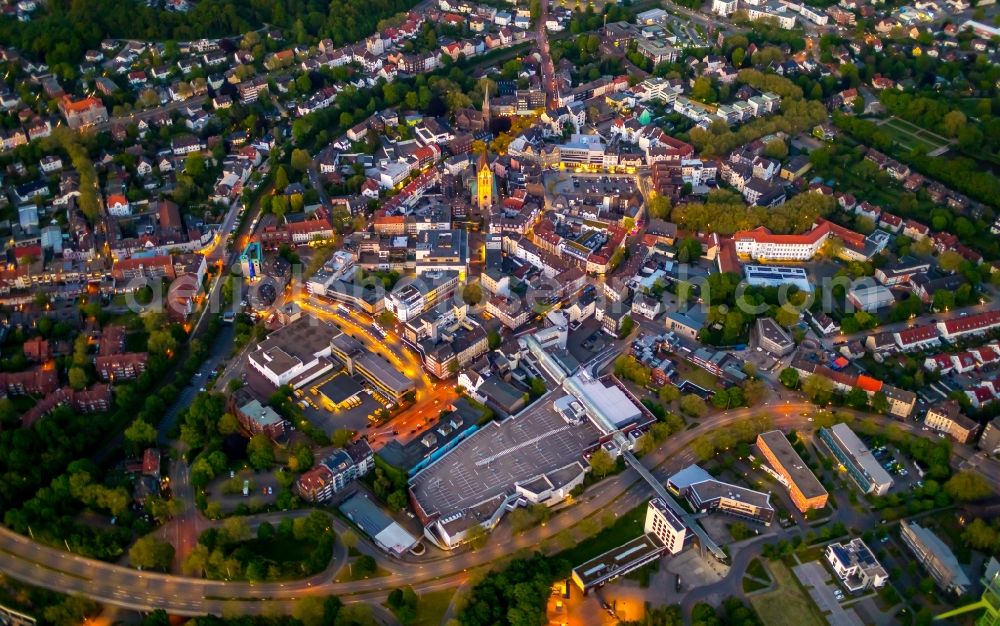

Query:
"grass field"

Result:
[[749, 561, 826, 626], [879, 117, 950, 153], [337, 559, 392, 582], [675, 361, 722, 392], [552, 503, 647, 565], [412, 589, 456, 626]]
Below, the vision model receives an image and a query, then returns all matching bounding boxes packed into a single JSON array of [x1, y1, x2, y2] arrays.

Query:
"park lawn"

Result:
[[338, 559, 392, 582], [749, 560, 826, 626], [412, 589, 455, 626], [880, 118, 947, 152], [743, 576, 770, 593], [553, 503, 647, 565], [746, 558, 771, 583], [675, 361, 722, 392]]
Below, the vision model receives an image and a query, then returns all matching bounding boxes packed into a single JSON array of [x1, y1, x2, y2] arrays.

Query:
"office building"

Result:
[[755, 317, 794, 356], [979, 417, 1000, 455], [645, 497, 687, 554], [899, 520, 971, 596], [756, 430, 828, 512], [685, 479, 774, 526], [384, 270, 459, 322], [818, 423, 893, 496]]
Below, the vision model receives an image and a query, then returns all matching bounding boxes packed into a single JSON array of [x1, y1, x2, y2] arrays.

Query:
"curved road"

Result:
[[0, 400, 996, 616]]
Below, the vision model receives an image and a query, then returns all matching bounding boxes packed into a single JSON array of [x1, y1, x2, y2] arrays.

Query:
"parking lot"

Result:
[[547, 172, 641, 199], [302, 392, 384, 436], [793, 561, 866, 626]]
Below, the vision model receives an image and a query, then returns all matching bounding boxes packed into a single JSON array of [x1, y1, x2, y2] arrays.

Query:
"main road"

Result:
[[2, 395, 995, 616]]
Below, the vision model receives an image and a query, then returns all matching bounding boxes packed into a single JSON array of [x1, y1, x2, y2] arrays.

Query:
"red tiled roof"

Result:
[[896, 324, 938, 345], [942, 310, 1000, 335], [857, 375, 883, 393]]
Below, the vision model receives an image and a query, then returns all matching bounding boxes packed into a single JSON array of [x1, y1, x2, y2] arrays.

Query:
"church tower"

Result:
[[482, 82, 491, 130], [477, 150, 493, 211]]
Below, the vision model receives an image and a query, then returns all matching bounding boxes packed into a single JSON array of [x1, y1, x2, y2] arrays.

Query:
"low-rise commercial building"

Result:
[[847, 283, 895, 312], [744, 264, 812, 292], [248, 315, 337, 389]]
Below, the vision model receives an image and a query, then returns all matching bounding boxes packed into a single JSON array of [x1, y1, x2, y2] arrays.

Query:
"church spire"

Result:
[[482, 82, 490, 130]]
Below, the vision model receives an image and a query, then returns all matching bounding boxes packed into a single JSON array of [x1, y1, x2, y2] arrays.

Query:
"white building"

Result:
[[847, 283, 895, 312], [744, 265, 812, 292], [825, 538, 888, 593], [385, 284, 426, 323], [247, 315, 337, 388], [645, 497, 686, 554], [712, 0, 739, 15]]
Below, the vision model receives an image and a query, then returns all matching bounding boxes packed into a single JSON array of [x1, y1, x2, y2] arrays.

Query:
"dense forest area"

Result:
[[0, 0, 420, 67]]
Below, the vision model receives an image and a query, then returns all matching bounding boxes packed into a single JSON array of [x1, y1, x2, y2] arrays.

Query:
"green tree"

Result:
[[618, 315, 635, 339], [938, 250, 964, 273], [691, 76, 716, 103], [779, 367, 799, 389], [247, 434, 275, 470], [944, 471, 993, 502], [676, 237, 702, 264], [68, 366, 88, 390], [648, 193, 672, 219], [291, 148, 312, 172], [762, 138, 788, 160], [802, 375, 834, 404], [679, 394, 708, 417], [129, 536, 175, 572], [124, 419, 157, 454], [589, 449, 616, 477], [217, 412, 240, 435], [462, 282, 483, 305], [732, 47, 745, 67], [659, 384, 680, 405], [274, 165, 290, 192]]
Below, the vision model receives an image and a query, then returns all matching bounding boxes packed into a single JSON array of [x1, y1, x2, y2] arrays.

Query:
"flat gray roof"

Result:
[[757, 317, 793, 348], [688, 479, 773, 511], [758, 430, 828, 500], [409, 396, 600, 520], [572, 533, 664, 587], [355, 352, 413, 394], [250, 315, 337, 374], [826, 423, 893, 488]]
